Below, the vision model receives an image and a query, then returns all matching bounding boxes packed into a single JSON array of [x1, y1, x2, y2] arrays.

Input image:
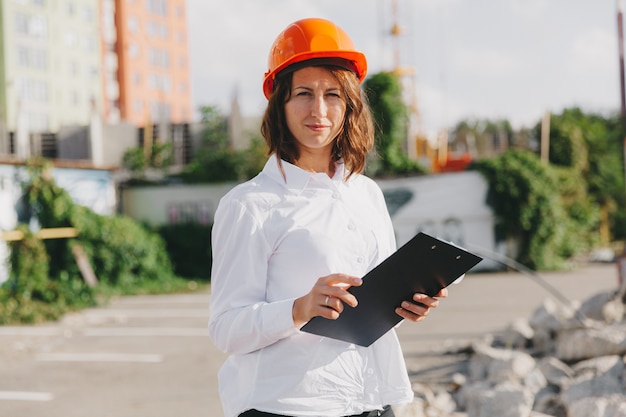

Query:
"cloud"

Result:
[[510, 0, 549, 20], [186, 0, 620, 130], [187, 0, 325, 115], [569, 28, 617, 73], [451, 46, 526, 79]]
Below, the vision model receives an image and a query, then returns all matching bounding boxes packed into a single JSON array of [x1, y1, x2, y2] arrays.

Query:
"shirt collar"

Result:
[[262, 156, 348, 193]]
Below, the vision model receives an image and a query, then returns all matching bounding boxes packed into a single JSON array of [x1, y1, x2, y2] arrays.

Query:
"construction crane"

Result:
[[384, 0, 465, 172], [385, 0, 425, 161]]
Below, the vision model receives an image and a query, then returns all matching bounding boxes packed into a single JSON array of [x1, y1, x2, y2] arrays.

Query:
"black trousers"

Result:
[[239, 404, 394, 417]]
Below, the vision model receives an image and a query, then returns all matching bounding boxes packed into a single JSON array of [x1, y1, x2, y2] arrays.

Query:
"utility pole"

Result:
[[619, 0, 626, 202], [617, 0, 626, 192], [617, 0, 626, 302], [618, 0, 626, 121]]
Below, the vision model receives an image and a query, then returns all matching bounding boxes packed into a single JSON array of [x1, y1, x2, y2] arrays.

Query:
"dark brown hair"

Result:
[[260, 66, 375, 179]]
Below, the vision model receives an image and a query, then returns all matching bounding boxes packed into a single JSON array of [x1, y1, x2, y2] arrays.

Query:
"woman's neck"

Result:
[[295, 155, 336, 178]]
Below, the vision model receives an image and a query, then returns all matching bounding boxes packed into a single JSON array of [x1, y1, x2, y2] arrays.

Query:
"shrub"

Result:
[[0, 158, 189, 324], [156, 223, 213, 280], [473, 150, 597, 270]]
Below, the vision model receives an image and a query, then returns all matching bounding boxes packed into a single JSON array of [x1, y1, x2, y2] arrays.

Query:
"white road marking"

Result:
[[110, 295, 210, 305], [36, 353, 163, 363], [0, 327, 62, 336], [83, 327, 207, 337], [0, 326, 207, 338], [83, 309, 208, 318], [0, 391, 54, 401]]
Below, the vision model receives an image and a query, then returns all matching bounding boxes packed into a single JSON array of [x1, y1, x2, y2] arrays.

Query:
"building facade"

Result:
[[114, 0, 191, 128], [0, 0, 192, 161], [0, 0, 102, 135]]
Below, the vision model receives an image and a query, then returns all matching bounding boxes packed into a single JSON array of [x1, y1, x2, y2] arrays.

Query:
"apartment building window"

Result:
[[81, 35, 95, 51], [66, 2, 75, 16], [133, 100, 142, 113], [146, 0, 166, 16], [148, 74, 171, 93], [128, 16, 139, 33], [32, 49, 47, 69], [132, 72, 141, 85], [32, 0, 45, 6], [64, 31, 78, 48], [150, 101, 170, 121], [16, 46, 48, 70], [148, 48, 169, 68], [82, 6, 94, 22], [128, 42, 140, 58], [17, 78, 49, 103], [15, 12, 48, 39], [15, 12, 29, 34], [147, 21, 167, 39], [17, 47, 29, 67], [29, 15, 47, 38]]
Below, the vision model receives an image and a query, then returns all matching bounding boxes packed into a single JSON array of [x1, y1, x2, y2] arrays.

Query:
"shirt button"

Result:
[[332, 192, 339, 199], [366, 368, 374, 375], [347, 223, 355, 231], [356, 256, 364, 263]]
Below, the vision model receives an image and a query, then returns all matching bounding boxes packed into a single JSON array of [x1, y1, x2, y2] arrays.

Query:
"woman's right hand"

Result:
[[292, 273, 362, 328]]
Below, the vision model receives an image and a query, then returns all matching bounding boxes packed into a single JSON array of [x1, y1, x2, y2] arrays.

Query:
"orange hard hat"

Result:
[[263, 18, 368, 99]]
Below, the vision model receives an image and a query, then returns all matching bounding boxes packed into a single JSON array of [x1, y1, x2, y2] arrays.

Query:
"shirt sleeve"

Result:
[[208, 196, 298, 355]]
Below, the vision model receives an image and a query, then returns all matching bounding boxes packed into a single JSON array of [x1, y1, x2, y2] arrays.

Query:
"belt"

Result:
[[239, 404, 392, 417]]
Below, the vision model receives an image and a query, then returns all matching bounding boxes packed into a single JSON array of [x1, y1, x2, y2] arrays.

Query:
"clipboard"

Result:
[[300, 232, 482, 347]]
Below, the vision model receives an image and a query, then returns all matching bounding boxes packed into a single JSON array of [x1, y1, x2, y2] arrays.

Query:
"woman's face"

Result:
[[285, 66, 346, 155]]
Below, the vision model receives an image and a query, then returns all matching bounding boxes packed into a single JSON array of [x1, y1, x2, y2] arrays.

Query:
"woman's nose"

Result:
[[310, 95, 327, 117]]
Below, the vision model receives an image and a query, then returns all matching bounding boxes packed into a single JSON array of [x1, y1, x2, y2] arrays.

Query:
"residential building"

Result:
[[0, 0, 102, 138], [0, 0, 192, 162], [114, 0, 191, 130]]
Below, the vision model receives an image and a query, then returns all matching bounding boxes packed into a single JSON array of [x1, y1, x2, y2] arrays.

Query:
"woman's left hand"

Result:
[[395, 287, 448, 322]]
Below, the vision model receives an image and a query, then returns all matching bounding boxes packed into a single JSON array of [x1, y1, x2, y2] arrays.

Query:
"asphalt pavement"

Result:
[[0, 262, 620, 417]]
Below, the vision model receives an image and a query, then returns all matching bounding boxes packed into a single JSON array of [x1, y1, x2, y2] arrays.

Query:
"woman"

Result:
[[208, 18, 448, 417]]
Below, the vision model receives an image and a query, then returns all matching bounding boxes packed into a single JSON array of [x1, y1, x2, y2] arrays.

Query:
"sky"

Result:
[[186, 0, 621, 138]]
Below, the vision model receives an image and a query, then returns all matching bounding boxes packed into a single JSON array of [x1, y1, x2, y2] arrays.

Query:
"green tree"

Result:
[[473, 150, 592, 270], [178, 105, 267, 183], [240, 135, 269, 180], [537, 108, 625, 243], [364, 72, 426, 177], [450, 118, 513, 157], [122, 136, 173, 183]]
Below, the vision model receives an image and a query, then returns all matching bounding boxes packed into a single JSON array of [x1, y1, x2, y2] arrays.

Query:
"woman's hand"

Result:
[[292, 274, 362, 328], [395, 287, 448, 322]]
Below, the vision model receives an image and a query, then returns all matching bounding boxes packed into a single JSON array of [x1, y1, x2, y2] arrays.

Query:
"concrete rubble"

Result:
[[396, 287, 626, 417]]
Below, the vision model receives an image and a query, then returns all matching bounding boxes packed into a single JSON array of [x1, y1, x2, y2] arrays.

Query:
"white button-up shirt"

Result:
[[208, 157, 413, 417]]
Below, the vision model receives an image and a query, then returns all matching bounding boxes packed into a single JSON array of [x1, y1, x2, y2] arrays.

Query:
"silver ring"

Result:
[[325, 295, 330, 306]]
